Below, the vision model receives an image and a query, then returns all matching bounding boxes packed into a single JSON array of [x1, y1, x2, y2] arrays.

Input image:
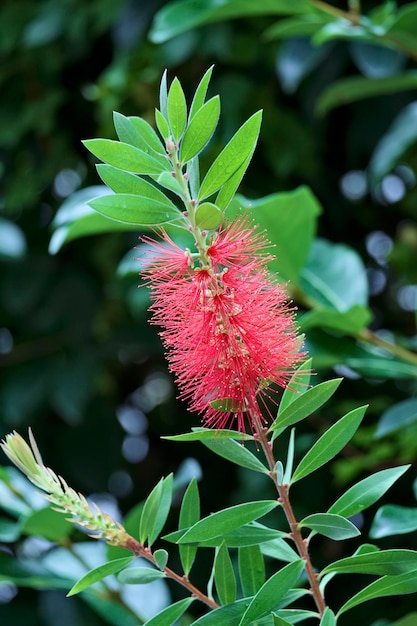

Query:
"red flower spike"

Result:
[[141, 219, 304, 433]]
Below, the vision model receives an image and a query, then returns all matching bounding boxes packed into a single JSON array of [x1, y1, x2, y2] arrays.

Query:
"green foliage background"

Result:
[[1, 0, 417, 624]]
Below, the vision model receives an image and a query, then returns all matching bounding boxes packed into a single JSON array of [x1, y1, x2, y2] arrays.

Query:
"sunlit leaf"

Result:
[[67, 557, 133, 596], [299, 513, 360, 540]]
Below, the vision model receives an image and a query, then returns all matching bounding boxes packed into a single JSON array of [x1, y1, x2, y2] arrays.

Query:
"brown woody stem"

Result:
[[251, 412, 326, 616]]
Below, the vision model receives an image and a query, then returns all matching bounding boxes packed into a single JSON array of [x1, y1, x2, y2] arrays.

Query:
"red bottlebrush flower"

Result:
[[141, 219, 304, 433]]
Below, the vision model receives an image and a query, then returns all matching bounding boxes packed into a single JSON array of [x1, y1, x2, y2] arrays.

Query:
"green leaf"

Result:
[[201, 437, 269, 474], [388, 4, 417, 55], [291, 405, 366, 483], [189, 65, 214, 120], [337, 571, 417, 615], [299, 513, 360, 540], [83, 139, 167, 175], [165, 522, 286, 548], [299, 305, 372, 334], [319, 607, 336, 626], [328, 465, 410, 518], [215, 153, 252, 211], [273, 610, 318, 623], [215, 542, 237, 605], [279, 358, 312, 415], [21, 507, 73, 542], [282, 428, 295, 485], [264, 14, 332, 40], [261, 538, 300, 563], [316, 72, 417, 117], [159, 69, 168, 118], [323, 549, 417, 577], [179, 478, 200, 575], [270, 378, 343, 432], [149, 0, 313, 43], [199, 111, 262, 200], [238, 560, 304, 626], [118, 566, 165, 585], [195, 201, 223, 230], [143, 598, 194, 626], [375, 398, 417, 439], [181, 96, 220, 163], [88, 194, 181, 225], [271, 616, 292, 626], [299, 238, 369, 311], [162, 428, 253, 442], [369, 101, 417, 183], [167, 77, 187, 142], [113, 112, 167, 167], [239, 545, 265, 596], [129, 116, 167, 155], [153, 549, 168, 570], [140, 474, 173, 547], [190, 598, 251, 626], [67, 557, 133, 596], [230, 186, 322, 284], [370, 505, 417, 539], [178, 500, 278, 543], [155, 108, 170, 140], [96, 165, 177, 209], [153, 170, 184, 197]]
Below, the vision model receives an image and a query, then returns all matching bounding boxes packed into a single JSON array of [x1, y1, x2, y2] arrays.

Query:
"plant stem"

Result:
[[123, 536, 219, 610], [251, 412, 326, 617]]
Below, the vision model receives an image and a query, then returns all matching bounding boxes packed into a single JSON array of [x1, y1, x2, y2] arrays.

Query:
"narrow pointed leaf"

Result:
[[191, 598, 251, 625], [201, 437, 269, 474], [272, 617, 292, 626], [88, 194, 180, 225], [165, 522, 286, 548], [338, 571, 417, 615], [113, 112, 167, 166], [299, 513, 360, 540], [238, 560, 304, 626], [129, 116, 166, 155], [270, 379, 342, 432], [159, 69, 168, 118], [118, 567, 165, 585], [189, 65, 214, 119], [67, 556, 133, 596], [215, 542, 237, 605], [291, 405, 366, 483], [96, 165, 176, 209], [370, 504, 417, 539], [322, 549, 417, 577], [261, 538, 299, 563], [199, 111, 262, 200], [181, 96, 220, 163], [167, 77, 187, 142], [83, 139, 167, 174], [143, 598, 194, 626], [163, 428, 253, 442], [278, 358, 312, 415], [140, 474, 173, 546], [320, 607, 336, 626], [328, 465, 410, 518], [215, 152, 252, 210], [239, 545, 265, 596], [178, 501, 278, 543], [179, 478, 200, 575], [155, 109, 170, 140]]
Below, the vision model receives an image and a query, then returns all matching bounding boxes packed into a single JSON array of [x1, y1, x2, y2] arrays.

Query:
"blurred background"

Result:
[[1, 0, 417, 624]]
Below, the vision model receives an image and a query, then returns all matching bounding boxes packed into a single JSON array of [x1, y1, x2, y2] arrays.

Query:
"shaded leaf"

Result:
[[238, 560, 304, 626], [201, 437, 269, 474], [322, 549, 417, 577], [118, 567, 165, 585], [338, 571, 417, 615], [238, 545, 265, 596], [370, 505, 417, 539], [375, 398, 417, 439], [215, 542, 237, 605], [299, 513, 360, 540], [299, 305, 372, 334], [140, 474, 173, 547], [153, 549, 168, 571], [21, 506, 73, 542], [278, 358, 312, 414], [143, 598, 194, 626], [179, 479, 200, 575], [319, 607, 336, 626], [163, 428, 253, 442], [165, 522, 286, 548]]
